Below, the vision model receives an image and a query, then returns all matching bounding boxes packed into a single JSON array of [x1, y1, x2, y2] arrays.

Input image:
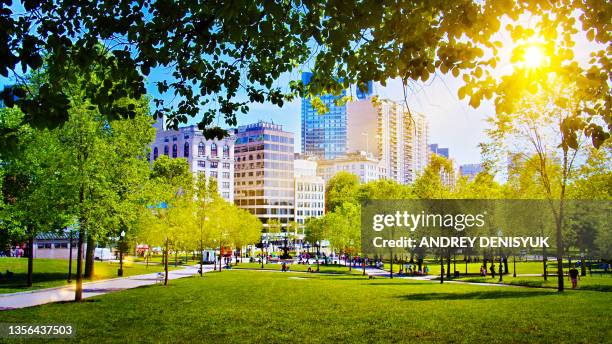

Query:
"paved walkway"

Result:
[[0, 265, 213, 310]]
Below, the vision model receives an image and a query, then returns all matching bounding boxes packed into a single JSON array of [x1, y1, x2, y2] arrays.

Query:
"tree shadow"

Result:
[[397, 290, 555, 301], [0, 272, 70, 290]]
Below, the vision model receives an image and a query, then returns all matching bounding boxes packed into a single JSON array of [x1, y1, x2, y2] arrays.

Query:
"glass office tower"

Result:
[[300, 72, 348, 160]]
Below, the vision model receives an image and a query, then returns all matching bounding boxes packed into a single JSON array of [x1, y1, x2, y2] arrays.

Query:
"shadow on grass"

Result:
[[0, 272, 70, 290], [397, 290, 555, 301], [579, 285, 612, 292]]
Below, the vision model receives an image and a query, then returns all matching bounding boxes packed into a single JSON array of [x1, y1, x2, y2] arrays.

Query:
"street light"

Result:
[[118, 230, 126, 277], [316, 241, 320, 272], [304, 242, 311, 264]]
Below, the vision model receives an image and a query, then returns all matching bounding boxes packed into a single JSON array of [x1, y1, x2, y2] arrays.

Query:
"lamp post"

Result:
[[118, 230, 125, 277], [305, 242, 311, 264], [316, 241, 320, 272], [261, 237, 267, 269]]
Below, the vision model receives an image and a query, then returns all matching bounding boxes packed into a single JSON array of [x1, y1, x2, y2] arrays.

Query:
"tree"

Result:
[[0, 107, 70, 287], [0, 0, 612, 146], [485, 82, 592, 291], [3, 1, 607, 146], [323, 202, 361, 271], [194, 176, 219, 275], [326, 171, 360, 212], [147, 155, 193, 285], [413, 154, 453, 199], [304, 217, 324, 258], [230, 207, 262, 265]]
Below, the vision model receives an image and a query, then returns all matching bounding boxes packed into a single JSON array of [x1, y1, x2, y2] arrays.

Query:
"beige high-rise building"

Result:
[[347, 98, 429, 184]]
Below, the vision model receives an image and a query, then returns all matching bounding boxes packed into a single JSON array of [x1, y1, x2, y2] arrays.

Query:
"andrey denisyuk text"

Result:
[[371, 236, 550, 249]]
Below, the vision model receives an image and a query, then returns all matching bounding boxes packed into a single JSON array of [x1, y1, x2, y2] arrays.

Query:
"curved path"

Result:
[[0, 265, 212, 310]]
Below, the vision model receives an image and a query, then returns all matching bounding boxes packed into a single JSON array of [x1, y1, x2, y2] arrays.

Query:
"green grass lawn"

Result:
[[1, 270, 610, 343], [232, 262, 363, 274], [455, 274, 612, 291], [0, 258, 176, 294]]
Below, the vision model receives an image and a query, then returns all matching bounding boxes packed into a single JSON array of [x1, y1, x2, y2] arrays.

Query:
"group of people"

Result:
[[400, 263, 429, 276], [479, 263, 504, 279], [0, 246, 25, 258]]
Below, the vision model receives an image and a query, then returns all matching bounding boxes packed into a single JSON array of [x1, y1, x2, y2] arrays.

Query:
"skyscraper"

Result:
[[347, 98, 429, 183], [234, 121, 295, 227], [301, 72, 348, 159]]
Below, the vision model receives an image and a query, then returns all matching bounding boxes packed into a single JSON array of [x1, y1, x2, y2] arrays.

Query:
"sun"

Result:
[[523, 45, 546, 69]]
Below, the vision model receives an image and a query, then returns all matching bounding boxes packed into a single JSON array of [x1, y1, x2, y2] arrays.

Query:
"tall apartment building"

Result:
[[301, 72, 348, 159], [293, 159, 325, 228], [347, 98, 429, 183], [233, 121, 294, 227], [150, 118, 235, 202], [317, 152, 387, 184]]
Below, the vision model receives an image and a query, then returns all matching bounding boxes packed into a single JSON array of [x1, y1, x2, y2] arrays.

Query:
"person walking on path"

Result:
[[569, 265, 580, 289], [498, 263, 503, 282], [490, 263, 496, 279]]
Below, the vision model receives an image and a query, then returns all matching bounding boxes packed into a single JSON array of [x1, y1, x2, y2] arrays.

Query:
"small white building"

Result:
[[294, 159, 325, 229], [316, 152, 387, 184]]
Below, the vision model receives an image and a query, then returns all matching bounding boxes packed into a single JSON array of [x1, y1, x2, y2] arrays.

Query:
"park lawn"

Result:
[[232, 262, 363, 274], [1, 270, 611, 343], [456, 274, 612, 291], [0, 258, 176, 294]]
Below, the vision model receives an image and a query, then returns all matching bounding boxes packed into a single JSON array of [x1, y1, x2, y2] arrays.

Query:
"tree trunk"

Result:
[[164, 239, 169, 286], [26, 234, 34, 287], [84, 235, 95, 278], [555, 200, 565, 292], [446, 252, 451, 279], [75, 182, 86, 301], [543, 250, 548, 281], [75, 227, 85, 301], [68, 231, 73, 282], [503, 255, 509, 274]]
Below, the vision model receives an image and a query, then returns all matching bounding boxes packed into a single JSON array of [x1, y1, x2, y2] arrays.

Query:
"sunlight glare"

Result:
[[523, 45, 545, 69]]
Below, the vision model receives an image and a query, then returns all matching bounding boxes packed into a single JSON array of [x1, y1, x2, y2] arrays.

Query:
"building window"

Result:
[[223, 145, 230, 158], [184, 142, 189, 157], [210, 161, 218, 168], [210, 171, 218, 178], [198, 161, 206, 168], [222, 182, 230, 189], [153, 147, 158, 160], [211, 143, 218, 157], [222, 172, 230, 178], [222, 192, 230, 199], [198, 142, 205, 156], [223, 162, 231, 169], [172, 144, 177, 158], [164, 145, 169, 156]]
